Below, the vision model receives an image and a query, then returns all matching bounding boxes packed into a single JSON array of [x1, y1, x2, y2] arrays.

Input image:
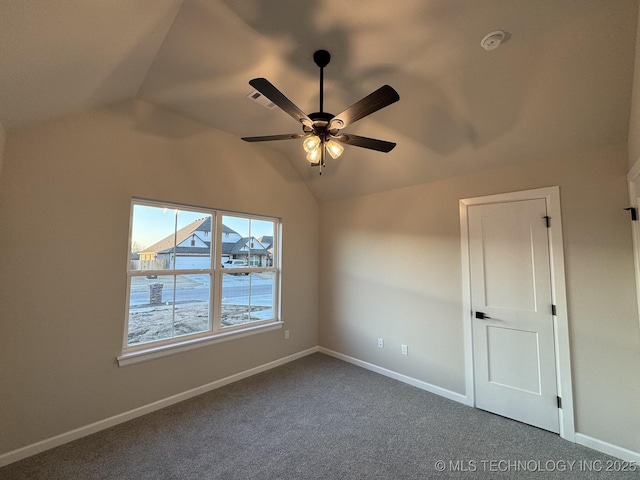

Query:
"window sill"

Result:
[[117, 321, 283, 367]]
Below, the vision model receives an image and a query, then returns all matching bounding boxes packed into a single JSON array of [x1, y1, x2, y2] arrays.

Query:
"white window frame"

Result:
[[117, 199, 282, 366]]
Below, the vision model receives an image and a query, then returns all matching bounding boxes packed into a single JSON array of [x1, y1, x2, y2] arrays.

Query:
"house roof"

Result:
[[222, 238, 269, 256], [0, 1, 637, 202], [141, 216, 242, 254], [221, 224, 239, 235], [192, 218, 237, 236], [258, 236, 274, 249], [195, 217, 211, 233], [141, 217, 209, 254]]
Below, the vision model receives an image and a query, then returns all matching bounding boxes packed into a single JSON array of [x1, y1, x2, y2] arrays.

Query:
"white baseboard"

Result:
[[0, 347, 319, 468], [318, 347, 468, 405], [575, 433, 640, 465]]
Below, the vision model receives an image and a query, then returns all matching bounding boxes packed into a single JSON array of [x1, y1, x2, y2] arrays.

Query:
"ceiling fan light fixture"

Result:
[[241, 50, 399, 174], [325, 139, 344, 159]]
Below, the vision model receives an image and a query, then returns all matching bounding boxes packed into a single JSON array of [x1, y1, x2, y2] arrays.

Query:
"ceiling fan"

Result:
[[241, 50, 400, 174]]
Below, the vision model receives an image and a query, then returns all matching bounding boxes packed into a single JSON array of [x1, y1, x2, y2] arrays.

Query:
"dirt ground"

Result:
[[127, 303, 269, 345]]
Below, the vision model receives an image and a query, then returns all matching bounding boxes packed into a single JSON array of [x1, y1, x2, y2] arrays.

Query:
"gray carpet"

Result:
[[2, 353, 638, 479]]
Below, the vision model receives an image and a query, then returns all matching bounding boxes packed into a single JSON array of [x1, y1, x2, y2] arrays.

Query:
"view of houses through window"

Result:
[[126, 200, 279, 349]]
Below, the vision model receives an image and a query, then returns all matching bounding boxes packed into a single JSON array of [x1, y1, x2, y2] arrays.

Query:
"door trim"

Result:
[[459, 186, 575, 441], [627, 159, 640, 327]]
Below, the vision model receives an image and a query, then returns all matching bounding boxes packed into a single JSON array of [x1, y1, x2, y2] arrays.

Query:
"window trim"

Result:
[[120, 198, 282, 365], [117, 321, 283, 367]]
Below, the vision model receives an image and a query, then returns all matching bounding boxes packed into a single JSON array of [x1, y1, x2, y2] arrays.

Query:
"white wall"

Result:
[[0, 100, 320, 456], [319, 143, 640, 454]]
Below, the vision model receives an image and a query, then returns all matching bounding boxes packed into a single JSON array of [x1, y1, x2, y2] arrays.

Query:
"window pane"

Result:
[[174, 211, 212, 270], [221, 215, 249, 266], [173, 273, 210, 337], [221, 272, 274, 328], [221, 215, 275, 268], [130, 205, 176, 271], [127, 274, 211, 346], [130, 205, 212, 272], [221, 272, 249, 328], [128, 275, 176, 345], [250, 271, 274, 320], [250, 219, 275, 267]]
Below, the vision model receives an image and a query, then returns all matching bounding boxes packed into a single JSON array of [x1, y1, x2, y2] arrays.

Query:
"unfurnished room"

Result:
[[0, 1, 639, 478]]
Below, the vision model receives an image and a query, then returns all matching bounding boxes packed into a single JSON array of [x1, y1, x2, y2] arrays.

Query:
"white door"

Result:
[[468, 198, 559, 433]]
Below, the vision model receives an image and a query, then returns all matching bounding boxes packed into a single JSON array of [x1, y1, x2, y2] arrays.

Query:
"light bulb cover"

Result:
[[306, 146, 322, 164], [325, 139, 344, 159], [303, 135, 321, 153]]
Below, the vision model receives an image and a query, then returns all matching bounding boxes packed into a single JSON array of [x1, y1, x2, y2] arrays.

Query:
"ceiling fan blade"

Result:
[[329, 85, 399, 130], [241, 133, 306, 142], [333, 133, 396, 153], [249, 78, 312, 127]]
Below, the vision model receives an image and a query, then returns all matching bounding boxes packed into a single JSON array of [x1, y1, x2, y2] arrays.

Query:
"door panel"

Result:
[[481, 213, 537, 311], [486, 326, 540, 394], [469, 199, 559, 433]]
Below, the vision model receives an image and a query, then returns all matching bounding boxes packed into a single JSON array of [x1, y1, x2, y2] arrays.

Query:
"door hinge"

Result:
[[557, 396, 562, 409], [543, 215, 550, 228], [551, 304, 557, 316], [624, 207, 638, 221]]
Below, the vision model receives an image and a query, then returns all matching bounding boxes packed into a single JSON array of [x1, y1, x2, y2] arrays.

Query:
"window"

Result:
[[122, 200, 280, 362]]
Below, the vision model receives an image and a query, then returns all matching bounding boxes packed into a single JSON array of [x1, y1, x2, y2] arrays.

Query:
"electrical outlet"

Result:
[[401, 344, 408, 355], [284, 330, 290, 339], [377, 338, 384, 348]]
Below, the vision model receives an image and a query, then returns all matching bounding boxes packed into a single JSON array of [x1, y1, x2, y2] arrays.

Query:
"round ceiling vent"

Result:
[[480, 31, 506, 51]]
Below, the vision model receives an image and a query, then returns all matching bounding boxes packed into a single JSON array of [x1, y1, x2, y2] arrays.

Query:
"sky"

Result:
[[131, 204, 275, 250]]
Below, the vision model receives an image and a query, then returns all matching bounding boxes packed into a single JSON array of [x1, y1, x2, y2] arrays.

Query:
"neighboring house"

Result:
[[135, 217, 271, 269], [258, 236, 274, 266], [222, 237, 271, 267], [134, 217, 212, 270], [221, 223, 242, 247]]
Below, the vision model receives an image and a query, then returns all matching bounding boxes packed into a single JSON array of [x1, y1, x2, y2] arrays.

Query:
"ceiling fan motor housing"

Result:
[[313, 50, 331, 68], [305, 111, 336, 135]]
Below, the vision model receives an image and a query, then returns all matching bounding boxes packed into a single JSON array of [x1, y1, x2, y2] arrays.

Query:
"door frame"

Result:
[[459, 186, 575, 441], [627, 160, 640, 327]]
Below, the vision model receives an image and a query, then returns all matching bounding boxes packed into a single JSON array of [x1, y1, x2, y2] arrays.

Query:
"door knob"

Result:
[[475, 311, 491, 320]]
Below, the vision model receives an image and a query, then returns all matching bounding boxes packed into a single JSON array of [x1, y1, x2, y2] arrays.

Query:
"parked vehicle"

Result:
[[222, 259, 249, 274]]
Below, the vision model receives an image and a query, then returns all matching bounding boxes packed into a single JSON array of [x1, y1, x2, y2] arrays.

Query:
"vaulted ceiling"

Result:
[[1, 0, 638, 201]]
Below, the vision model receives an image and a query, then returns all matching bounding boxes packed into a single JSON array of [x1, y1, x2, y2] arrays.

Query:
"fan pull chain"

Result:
[[319, 133, 325, 175]]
